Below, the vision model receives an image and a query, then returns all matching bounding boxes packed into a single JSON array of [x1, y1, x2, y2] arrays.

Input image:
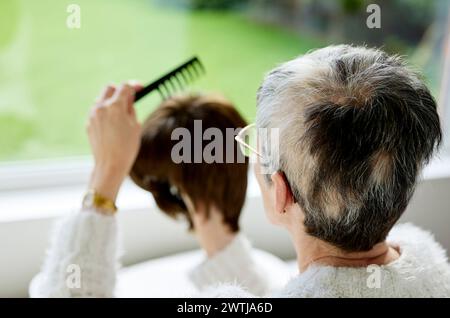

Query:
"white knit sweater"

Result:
[[188, 234, 290, 295], [30, 210, 450, 297]]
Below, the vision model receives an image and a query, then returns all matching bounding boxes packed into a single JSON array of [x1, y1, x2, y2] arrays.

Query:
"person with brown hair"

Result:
[[128, 94, 288, 295]]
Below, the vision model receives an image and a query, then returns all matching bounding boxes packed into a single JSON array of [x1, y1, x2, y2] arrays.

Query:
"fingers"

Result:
[[109, 83, 134, 112], [87, 104, 105, 133], [111, 83, 133, 102], [92, 81, 141, 123], [112, 81, 142, 116], [128, 79, 143, 92], [96, 81, 141, 103], [127, 80, 143, 116], [96, 84, 116, 105]]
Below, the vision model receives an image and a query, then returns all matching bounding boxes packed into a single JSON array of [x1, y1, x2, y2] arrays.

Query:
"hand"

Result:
[[86, 82, 142, 201]]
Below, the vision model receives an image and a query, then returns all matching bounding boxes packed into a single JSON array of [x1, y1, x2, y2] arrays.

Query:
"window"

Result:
[[1, 0, 449, 163], [440, 19, 450, 155], [1, 0, 450, 298]]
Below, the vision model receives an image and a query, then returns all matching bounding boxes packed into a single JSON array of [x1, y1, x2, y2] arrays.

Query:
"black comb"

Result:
[[134, 56, 205, 102]]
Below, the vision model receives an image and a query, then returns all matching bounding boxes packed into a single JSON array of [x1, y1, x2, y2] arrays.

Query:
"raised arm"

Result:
[[29, 83, 142, 297], [30, 83, 255, 298]]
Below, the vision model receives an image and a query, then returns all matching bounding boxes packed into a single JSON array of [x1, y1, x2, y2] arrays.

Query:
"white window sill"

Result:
[[0, 155, 449, 223]]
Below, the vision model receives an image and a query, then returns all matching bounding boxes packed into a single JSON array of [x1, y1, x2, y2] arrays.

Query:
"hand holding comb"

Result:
[[134, 56, 205, 102]]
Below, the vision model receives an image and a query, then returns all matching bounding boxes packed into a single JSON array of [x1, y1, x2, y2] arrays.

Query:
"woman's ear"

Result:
[[271, 171, 294, 214]]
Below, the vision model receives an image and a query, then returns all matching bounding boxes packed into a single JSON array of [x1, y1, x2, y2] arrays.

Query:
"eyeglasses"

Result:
[[237, 123, 298, 204], [235, 123, 262, 158]]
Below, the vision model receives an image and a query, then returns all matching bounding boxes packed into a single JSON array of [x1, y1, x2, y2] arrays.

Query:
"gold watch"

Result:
[[82, 189, 117, 215]]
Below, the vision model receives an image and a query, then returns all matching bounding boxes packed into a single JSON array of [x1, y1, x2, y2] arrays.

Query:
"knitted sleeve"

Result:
[[29, 212, 262, 298], [29, 210, 119, 298]]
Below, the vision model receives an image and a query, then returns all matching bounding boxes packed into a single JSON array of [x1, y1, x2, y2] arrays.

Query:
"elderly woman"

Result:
[[31, 45, 450, 297]]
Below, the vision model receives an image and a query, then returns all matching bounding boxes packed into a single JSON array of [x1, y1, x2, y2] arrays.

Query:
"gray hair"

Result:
[[256, 45, 442, 251]]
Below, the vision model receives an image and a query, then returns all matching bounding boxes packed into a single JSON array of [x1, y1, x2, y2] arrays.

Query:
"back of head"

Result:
[[257, 45, 442, 251], [131, 94, 248, 232]]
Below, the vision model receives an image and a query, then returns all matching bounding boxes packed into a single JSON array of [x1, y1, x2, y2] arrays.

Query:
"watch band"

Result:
[[82, 189, 117, 215]]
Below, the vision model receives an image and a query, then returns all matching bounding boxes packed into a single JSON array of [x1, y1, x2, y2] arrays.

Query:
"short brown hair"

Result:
[[130, 94, 248, 232]]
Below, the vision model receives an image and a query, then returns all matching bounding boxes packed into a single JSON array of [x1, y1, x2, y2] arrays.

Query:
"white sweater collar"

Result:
[[273, 223, 450, 297]]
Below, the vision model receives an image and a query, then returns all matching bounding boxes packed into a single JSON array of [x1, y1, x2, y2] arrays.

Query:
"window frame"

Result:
[[439, 7, 450, 154]]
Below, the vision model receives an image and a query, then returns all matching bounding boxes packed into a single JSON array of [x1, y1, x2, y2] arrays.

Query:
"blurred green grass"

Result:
[[0, 0, 323, 161]]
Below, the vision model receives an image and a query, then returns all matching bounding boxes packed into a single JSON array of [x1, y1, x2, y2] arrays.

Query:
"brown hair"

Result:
[[130, 94, 248, 232]]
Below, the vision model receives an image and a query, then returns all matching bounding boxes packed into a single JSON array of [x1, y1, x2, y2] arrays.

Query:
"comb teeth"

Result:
[[134, 57, 205, 102]]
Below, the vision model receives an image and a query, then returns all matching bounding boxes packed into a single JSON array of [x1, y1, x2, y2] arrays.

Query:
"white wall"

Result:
[[0, 168, 449, 297]]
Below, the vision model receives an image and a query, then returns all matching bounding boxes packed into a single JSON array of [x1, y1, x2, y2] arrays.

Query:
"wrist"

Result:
[[89, 164, 126, 202], [82, 189, 117, 215]]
